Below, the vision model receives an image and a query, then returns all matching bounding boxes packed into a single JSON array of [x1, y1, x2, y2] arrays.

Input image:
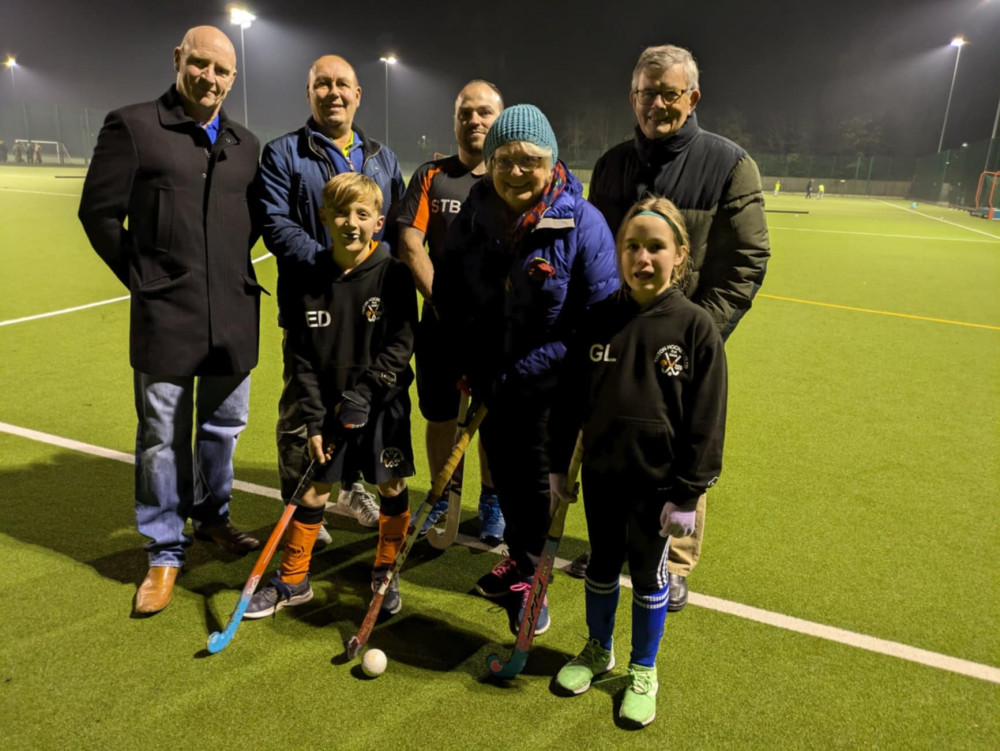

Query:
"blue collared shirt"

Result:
[[203, 114, 220, 145]]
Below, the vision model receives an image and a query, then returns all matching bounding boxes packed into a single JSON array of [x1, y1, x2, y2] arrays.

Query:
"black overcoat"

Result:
[[79, 86, 263, 376]]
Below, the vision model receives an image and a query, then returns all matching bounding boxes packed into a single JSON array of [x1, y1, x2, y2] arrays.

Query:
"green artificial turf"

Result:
[[2, 169, 999, 749]]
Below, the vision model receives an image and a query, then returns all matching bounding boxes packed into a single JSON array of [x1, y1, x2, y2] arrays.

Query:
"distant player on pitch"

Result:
[[245, 174, 417, 620], [396, 80, 505, 543], [548, 196, 728, 728]]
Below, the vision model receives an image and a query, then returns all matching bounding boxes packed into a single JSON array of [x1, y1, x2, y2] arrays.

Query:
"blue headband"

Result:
[[635, 210, 684, 245]]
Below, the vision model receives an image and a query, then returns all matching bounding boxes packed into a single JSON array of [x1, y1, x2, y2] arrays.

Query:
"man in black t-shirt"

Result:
[[397, 80, 505, 544]]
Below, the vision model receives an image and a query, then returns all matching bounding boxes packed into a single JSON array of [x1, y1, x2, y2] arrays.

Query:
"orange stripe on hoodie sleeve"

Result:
[[411, 165, 443, 234]]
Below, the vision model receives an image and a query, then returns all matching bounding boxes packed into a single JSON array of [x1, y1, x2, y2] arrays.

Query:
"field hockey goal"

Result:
[[972, 171, 1000, 219], [12, 139, 73, 165]]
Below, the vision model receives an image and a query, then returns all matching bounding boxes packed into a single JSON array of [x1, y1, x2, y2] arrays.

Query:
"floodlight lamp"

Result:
[[230, 6, 256, 29], [950, 37, 967, 47], [4, 56, 16, 68], [380, 55, 398, 65]]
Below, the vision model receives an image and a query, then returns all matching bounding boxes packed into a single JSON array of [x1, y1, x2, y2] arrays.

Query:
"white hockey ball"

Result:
[[362, 648, 387, 677]]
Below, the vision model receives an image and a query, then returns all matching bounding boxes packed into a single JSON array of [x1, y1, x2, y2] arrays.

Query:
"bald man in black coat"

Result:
[[79, 25, 264, 616]]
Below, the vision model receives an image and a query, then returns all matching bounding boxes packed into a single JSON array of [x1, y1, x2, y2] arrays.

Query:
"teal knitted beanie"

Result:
[[483, 104, 558, 165]]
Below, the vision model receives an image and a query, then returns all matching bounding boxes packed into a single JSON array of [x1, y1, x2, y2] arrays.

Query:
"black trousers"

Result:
[[580, 469, 671, 594], [479, 388, 551, 570]]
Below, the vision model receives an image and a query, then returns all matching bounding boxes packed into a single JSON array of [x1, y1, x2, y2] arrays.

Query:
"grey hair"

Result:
[[487, 141, 554, 171], [630, 45, 700, 92]]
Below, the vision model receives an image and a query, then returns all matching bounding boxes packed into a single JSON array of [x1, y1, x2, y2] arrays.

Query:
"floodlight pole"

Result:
[[5, 57, 31, 141], [239, 24, 248, 127], [379, 55, 397, 147], [230, 7, 255, 127], [937, 38, 965, 154]]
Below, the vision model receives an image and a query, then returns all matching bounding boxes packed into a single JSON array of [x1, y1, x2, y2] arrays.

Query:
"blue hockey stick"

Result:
[[207, 449, 326, 654]]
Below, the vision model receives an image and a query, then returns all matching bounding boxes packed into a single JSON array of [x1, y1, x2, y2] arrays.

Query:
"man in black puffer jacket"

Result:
[[579, 44, 770, 611]]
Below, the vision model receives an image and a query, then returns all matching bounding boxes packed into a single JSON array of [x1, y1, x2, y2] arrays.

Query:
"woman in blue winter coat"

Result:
[[433, 104, 619, 636]]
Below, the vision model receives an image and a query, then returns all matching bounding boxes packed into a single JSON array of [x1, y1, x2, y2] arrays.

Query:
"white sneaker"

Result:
[[328, 486, 353, 514], [347, 482, 380, 528], [313, 524, 332, 550]]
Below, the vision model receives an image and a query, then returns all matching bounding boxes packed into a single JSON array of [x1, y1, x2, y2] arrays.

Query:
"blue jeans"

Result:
[[133, 371, 251, 567]]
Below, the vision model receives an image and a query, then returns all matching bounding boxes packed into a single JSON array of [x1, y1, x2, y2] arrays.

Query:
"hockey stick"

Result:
[[486, 431, 584, 678], [207, 445, 330, 654], [426, 387, 472, 550], [346, 400, 488, 660]]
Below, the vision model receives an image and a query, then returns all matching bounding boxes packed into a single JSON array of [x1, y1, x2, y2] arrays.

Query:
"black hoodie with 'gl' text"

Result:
[[550, 286, 728, 509]]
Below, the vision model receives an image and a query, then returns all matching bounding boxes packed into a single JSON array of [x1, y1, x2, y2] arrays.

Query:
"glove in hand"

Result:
[[659, 501, 696, 538], [336, 390, 370, 430]]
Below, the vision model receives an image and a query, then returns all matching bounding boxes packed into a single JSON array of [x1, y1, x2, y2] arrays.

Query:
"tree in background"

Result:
[[701, 106, 754, 152], [760, 112, 815, 155], [837, 113, 885, 157]]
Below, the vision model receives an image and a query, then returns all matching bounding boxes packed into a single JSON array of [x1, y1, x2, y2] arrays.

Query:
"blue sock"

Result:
[[631, 585, 669, 667], [585, 577, 619, 650]]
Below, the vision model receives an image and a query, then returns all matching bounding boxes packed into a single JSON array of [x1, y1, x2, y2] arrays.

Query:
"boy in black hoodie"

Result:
[[247, 173, 417, 620]]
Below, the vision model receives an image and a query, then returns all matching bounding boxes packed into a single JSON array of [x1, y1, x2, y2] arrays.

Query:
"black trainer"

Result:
[[475, 555, 526, 598], [244, 575, 313, 619]]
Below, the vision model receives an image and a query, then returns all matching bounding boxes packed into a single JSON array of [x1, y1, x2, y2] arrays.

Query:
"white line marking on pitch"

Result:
[[680, 590, 1000, 685], [1, 420, 998, 685], [0, 253, 274, 328], [0, 187, 79, 197], [0, 173, 86, 179], [769, 226, 995, 243], [874, 199, 1000, 241], [0, 295, 130, 327]]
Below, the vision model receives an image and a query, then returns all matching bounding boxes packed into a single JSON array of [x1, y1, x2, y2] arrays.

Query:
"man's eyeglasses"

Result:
[[493, 155, 547, 173], [634, 88, 690, 105]]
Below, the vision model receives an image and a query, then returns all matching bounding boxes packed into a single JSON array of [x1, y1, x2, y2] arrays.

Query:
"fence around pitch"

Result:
[[910, 139, 1000, 207]]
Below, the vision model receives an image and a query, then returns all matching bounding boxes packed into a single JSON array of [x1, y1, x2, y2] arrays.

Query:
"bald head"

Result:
[[454, 80, 504, 113], [307, 55, 362, 141], [308, 55, 358, 87], [454, 80, 504, 169], [178, 26, 236, 62], [173, 26, 237, 123]]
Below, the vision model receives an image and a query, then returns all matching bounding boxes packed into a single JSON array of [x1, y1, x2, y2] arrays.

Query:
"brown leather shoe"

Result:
[[195, 521, 260, 554], [134, 566, 179, 616]]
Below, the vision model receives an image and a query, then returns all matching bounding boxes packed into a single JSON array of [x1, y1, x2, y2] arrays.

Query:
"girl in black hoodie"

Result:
[[549, 196, 727, 728]]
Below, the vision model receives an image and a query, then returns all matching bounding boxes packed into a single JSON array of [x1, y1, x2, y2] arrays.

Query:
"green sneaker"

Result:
[[620, 663, 658, 727], [554, 638, 615, 695]]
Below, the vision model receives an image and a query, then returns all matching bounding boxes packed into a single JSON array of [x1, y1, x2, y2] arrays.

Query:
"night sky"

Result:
[[3, 0, 999, 164]]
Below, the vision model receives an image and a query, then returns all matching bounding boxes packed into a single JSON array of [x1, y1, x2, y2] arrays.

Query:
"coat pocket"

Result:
[[242, 273, 270, 296], [137, 269, 191, 296], [154, 187, 174, 252]]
